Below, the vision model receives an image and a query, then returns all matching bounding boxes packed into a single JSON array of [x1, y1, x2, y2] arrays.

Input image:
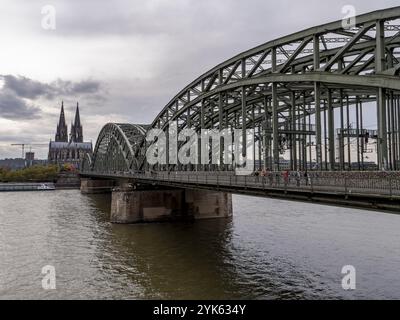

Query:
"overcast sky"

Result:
[[0, 0, 398, 159]]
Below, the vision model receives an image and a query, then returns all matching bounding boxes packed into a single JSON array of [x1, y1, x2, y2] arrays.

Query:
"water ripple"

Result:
[[1, 190, 400, 299]]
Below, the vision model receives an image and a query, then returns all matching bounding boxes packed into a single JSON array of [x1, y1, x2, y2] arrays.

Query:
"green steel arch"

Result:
[[89, 123, 149, 173], [85, 7, 400, 174]]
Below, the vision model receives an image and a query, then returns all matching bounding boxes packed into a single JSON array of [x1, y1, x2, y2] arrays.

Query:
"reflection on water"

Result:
[[1, 190, 400, 299]]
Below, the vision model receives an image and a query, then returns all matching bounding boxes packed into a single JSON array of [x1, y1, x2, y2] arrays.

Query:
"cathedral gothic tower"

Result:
[[70, 103, 83, 143], [55, 102, 68, 142], [48, 101, 92, 168]]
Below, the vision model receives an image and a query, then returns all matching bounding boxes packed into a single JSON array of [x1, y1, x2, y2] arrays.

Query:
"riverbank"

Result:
[[0, 182, 55, 192], [0, 173, 80, 191], [0, 165, 58, 183]]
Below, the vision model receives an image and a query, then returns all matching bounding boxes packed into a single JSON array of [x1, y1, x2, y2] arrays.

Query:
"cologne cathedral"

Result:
[[48, 102, 93, 168]]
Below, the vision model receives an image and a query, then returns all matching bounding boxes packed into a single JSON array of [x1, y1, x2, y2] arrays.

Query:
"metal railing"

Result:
[[81, 170, 400, 197]]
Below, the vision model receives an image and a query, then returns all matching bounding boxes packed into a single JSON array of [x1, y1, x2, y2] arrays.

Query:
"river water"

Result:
[[0, 190, 399, 300]]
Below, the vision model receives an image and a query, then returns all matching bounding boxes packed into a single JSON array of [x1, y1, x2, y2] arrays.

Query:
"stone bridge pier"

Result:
[[80, 178, 232, 223], [80, 178, 116, 194], [111, 188, 232, 223]]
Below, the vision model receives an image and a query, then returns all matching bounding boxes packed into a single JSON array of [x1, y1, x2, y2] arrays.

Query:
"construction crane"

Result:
[[10, 143, 48, 159]]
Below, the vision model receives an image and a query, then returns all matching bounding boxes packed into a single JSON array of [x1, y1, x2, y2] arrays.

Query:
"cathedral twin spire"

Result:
[[55, 101, 83, 143], [55, 101, 68, 142]]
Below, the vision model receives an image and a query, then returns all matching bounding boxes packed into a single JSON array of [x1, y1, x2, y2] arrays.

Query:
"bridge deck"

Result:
[[81, 171, 400, 212]]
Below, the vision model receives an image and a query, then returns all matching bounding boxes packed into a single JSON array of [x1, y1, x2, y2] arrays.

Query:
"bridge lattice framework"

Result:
[[82, 7, 400, 175]]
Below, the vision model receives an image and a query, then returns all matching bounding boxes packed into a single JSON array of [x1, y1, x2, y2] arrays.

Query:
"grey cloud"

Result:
[[2, 75, 49, 99], [1, 75, 103, 100], [43, 0, 400, 38], [48, 79, 103, 99], [70, 80, 100, 94], [6, 0, 400, 38], [0, 90, 41, 120]]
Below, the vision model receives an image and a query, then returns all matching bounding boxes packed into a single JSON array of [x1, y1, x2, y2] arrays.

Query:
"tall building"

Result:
[[48, 102, 93, 168], [70, 103, 83, 143], [55, 101, 68, 142]]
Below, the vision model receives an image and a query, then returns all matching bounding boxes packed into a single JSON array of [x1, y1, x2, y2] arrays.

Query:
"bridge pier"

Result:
[[185, 190, 233, 220], [110, 189, 186, 223], [110, 188, 232, 224], [80, 178, 115, 194]]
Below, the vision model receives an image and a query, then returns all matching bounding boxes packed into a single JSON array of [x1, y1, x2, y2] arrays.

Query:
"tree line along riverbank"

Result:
[[0, 164, 78, 184]]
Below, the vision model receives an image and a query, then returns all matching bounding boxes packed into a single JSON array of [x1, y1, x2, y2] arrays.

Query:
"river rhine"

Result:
[[0, 190, 399, 299]]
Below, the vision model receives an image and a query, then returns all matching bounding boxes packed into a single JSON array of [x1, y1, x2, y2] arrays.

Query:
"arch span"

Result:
[[84, 7, 400, 174], [90, 123, 149, 173]]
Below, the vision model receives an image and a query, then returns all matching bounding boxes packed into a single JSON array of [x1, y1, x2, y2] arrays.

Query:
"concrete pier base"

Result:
[[110, 188, 232, 224], [185, 190, 233, 220], [80, 178, 115, 194], [111, 189, 185, 223]]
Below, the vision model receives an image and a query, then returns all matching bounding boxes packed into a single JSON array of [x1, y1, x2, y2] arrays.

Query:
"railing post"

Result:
[[390, 178, 393, 197], [344, 177, 348, 195]]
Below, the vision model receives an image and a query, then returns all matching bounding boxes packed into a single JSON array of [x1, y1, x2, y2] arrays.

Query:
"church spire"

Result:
[[59, 101, 66, 126], [74, 102, 81, 127], [71, 102, 83, 143], [55, 101, 68, 142]]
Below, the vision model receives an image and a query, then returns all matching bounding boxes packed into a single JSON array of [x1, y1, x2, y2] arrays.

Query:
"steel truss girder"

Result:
[[150, 7, 400, 129], [90, 123, 148, 172], [86, 7, 400, 174]]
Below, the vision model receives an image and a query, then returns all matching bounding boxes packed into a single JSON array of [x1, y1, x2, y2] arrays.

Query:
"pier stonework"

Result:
[[185, 190, 233, 220], [110, 188, 233, 224], [110, 189, 185, 223], [80, 178, 115, 194]]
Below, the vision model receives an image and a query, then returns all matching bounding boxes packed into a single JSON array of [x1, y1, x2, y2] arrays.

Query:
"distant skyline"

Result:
[[0, 0, 398, 159]]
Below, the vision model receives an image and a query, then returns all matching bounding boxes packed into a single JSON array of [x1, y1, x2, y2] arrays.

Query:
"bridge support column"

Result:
[[111, 189, 186, 223], [185, 190, 232, 220], [80, 178, 115, 194], [110, 188, 232, 224]]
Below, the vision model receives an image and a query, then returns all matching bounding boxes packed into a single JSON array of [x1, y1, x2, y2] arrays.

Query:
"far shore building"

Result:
[[48, 102, 93, 168]]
